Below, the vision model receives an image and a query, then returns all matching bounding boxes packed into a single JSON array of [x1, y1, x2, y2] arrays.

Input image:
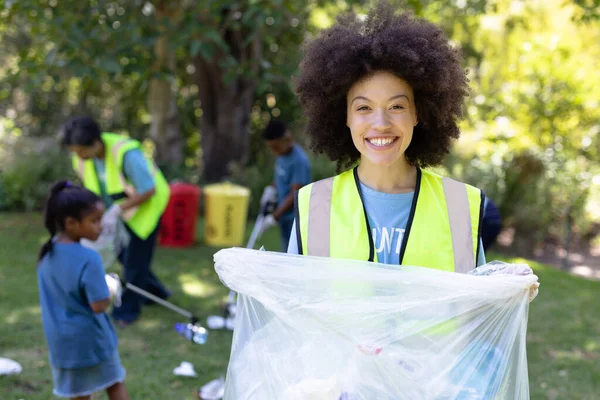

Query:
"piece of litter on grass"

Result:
[[199, 377, 225, 400], [207, 315, 225, 330], [206, 315, 235, 331], [173, 361, 197, 377], [0, 358, 23, 375]]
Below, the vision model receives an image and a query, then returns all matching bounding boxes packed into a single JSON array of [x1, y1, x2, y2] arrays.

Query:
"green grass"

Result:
[[0, 212, 281, 399], [1, 213, 599, 399]]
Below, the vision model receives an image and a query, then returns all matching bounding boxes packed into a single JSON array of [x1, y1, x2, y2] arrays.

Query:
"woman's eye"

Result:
[[391, 104, 405, 110], [357, 106, 370, 111]]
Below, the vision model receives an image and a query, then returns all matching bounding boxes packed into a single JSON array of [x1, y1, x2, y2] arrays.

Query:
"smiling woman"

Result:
[[295, 3, 468, 175], [289, 1, 490, 270], [283, 3, 541, 395], [289, 0, 541, 306]]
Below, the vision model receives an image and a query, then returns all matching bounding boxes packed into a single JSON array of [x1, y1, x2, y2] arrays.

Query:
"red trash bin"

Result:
[[159, 182, 201, 248]]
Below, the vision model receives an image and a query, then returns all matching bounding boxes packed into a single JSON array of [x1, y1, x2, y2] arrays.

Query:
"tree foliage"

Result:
[[0, 0, 599, 248], [442, 0, 600, 250]]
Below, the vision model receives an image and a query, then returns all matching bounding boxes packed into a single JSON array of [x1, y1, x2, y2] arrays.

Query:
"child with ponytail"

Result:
[[37, 180, 129, 400]]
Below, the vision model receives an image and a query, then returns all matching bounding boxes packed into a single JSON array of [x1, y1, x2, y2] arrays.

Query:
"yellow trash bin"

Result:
[[203, 182, 251, 247]]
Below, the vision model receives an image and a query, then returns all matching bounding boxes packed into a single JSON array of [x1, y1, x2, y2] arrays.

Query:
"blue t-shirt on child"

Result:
[[37, 243, 118, 369], [274, 144, 312, 224], [288, 182, 486, 266]]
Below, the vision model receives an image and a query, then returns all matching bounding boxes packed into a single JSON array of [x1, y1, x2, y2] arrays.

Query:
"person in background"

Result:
[[482, 196, 503, 252], [37, 181, 129, 400], [61, 116, 171, 327], [261, 120, 312, 252]]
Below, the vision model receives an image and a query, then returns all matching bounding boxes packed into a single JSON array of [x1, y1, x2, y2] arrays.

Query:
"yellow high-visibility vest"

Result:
[[295, 167, 483, 272], [295, 167, 484, 336], [72, 132, 170, 240]]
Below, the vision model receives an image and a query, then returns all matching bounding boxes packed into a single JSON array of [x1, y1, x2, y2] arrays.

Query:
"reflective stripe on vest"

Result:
[[111, 138, 137, 198], [296, 167, 483, 272], [442, 177, 475, 272], [307, 177, 333, 258]]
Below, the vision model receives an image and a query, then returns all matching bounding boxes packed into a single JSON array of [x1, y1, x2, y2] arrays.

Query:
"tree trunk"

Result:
[[194, 57, 255, 182], [148, 3, 183, 168], [193, 23, 262, 183]]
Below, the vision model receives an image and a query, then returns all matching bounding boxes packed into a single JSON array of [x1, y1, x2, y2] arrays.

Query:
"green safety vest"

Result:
[[72, 132, 170, 240], [295, 168, 484, 336], [295, 167, 483, 271]]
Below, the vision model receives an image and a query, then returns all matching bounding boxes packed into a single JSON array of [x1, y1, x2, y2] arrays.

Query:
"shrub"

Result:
[[446, 148, 592, 255], [0, 136, 74, 211]]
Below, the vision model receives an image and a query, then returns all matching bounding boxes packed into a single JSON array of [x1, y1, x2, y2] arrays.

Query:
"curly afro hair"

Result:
[[295, 2, 469, 170]]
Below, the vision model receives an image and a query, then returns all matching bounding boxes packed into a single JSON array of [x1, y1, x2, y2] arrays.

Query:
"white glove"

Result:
[[259, 186, 277, 207], [261, 214, 278, 233], [470, 261, 539, 302], [529, 282, 540, 302], [101, 204, 122, 234], [104, 273, 123, 307]]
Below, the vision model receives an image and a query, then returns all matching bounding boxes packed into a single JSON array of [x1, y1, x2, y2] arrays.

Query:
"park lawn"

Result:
[[1, 212, 599, 399]]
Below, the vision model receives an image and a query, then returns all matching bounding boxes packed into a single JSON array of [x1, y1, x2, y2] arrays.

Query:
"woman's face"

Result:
[[346, 71, 418, 167]]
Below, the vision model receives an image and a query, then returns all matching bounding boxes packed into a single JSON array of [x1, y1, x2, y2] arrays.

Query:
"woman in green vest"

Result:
[[61, 116, 171, 326], [288, 3, 482, 270], [289, 2, 539, 298], [285, 4, 538, 396]]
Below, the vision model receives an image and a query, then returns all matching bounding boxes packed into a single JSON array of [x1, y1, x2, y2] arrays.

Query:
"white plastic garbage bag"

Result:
[[214, 248, 537, 400], [199, 376, 226, 400], [81, 219, 130, 268]]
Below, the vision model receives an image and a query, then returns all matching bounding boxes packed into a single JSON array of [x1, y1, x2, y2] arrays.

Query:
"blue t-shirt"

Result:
[[93, 149, 155, 207], [274, 144, 311, 223], [288, 182, 486, 266], [37, 243, 118, 369]]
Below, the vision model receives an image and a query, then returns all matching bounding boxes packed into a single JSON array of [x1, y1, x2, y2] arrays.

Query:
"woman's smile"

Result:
[[365, 136, 399, 150]]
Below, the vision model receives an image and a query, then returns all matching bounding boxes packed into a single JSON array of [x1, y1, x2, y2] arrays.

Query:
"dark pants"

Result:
[[112, 223, 170, 323], [482, 221, 502, 252]]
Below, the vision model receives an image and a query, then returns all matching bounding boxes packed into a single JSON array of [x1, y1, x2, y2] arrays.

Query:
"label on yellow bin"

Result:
[[203, 182, 250, 247]]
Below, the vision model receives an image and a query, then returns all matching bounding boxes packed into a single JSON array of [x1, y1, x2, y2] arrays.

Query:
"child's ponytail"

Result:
[[39, 181, 73, 261]]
